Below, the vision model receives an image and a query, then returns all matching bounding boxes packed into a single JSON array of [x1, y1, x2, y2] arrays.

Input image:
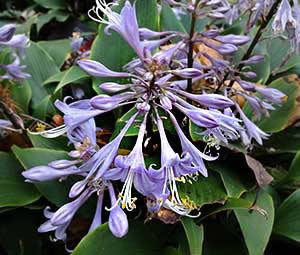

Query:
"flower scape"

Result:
[[2, 0, 300, 254]]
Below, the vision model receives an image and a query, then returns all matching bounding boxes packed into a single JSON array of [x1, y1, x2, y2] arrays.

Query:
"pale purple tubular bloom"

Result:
[[139, 28, 174, 40], [107, 182, 129, 238], [88, 0, 145, 60], [103, 113, 166, 211], [71, 36, 83, 53], [174, 102, 219, 128], [153, 41, 183, 66], [171, 68, 203, 79], [38, 207, 69, 241], [240, 55, 265, 65], [236, 79, 256, 91], [235, 104, 269, 146], [88, 188, 105, 232], [0, 34, 30, 56], [255, 87, 287, 104], [0, 55, 31, 80], [55, 99, 103, 138], [22, 165, 81, 183], [168, 111, 218, 177], [51, 188, 95, 226], [272, 0, 295, 33], [155, 113, 204, 209], [99, 82, 131, 93], [78, 59, 132, 78], [38, 188, 96, 241], [291, 0, 300, 53], [68, 112, 139, 198], [171, 88, 234, 109], [0, 24, 16, 42], [90, 92, 135, 110], [203, 40, 238, 55], [215, 34, 250, 45]]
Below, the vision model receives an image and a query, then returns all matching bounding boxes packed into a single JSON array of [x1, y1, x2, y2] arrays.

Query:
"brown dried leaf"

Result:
[[245, 155, 273, 187]]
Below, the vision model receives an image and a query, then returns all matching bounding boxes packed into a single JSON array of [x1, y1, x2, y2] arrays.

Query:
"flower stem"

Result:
[[187, 0, 201, 93], [217, 0, 282, 91]]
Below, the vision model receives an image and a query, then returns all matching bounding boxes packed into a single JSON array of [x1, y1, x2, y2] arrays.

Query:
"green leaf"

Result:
[[32, 95, 51, 120], [0, 152, 40, 208], [0, 209, 42, 255], [22, 41, 60, 107], [27, 132, 69, 151], [73, 222, 165, 255], [43, 71, 66, 85], [273, 189, 300, 242], [9, 82, 32, 113], [90, 0, 159, 94], [160, 3, 187, 33], [11, 146, 73, 207], [264, 127, 300, 152], [54, 66, 89, 93], [243, 78, 300, 133], [36, 10, 69, 32], [181, 218, 204, 255], [33, 0, 66, 9], [209, 163, 248, 198], [276, 152, 300, 186], [234, 191, 274, 255], [267, 37, 290, 72], [178, 171, 227, 207], [38, 39, 71, 68]]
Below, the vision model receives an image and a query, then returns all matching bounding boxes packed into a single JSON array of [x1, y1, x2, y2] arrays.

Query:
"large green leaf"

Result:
[[54, 66, 89, 93], [264, 127, 300, 152], [27, 132, 69, 151], [38, 39, 71, 68], [11, 146, 73, 207], [32, 95, 51, 120], [33, 0, 66, 9], [181, 218, 204, 255], [9, 82, 32, 114], [243, 78, 300, 133], [277, 152, 300, 186], [234, 191, 274, 255], [160, 3, 187, 33], [0, 209, 42, 255], [0, 152, 40, 208], [90, 0, 159, 94], [273, 189, 300, 242], [22, 41, 60, 107], [36, 10, 69, 32], [209, 163, 248, 198], [73, 222, 165, 255], [178, 171, 227, 207]]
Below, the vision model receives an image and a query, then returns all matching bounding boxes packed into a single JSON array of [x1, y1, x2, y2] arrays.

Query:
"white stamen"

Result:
[[27, 125, 67, 138]]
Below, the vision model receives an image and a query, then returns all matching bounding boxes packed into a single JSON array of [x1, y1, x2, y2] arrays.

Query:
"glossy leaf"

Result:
[[27, 132, 70, 151], [178, 171, 227, 207], [181, 217, 204, 255], [73, 222, 165, 255], [279, 152, 300, 185], [9, 81, 32, 113], [0, 152, 40, 208], [234, 191, 274, 255], [54, 66, 89, 93], [38, 39, 71, 68], [209, 163, 248, 198], [11, 146, 73, 207], [273, 189, 300, 242], [22, 41, 60, 107], [160, 3, 187, 33]]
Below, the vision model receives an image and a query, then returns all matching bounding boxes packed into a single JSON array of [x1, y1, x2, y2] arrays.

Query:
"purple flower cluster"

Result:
[[22, 0, 287, 244], [0, 24, 30, 81]]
